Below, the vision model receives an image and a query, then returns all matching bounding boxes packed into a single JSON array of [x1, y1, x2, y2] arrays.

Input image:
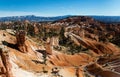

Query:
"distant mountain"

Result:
[[91, 16, 120, 23], [0, 15, 71, 22], [0, 15, 120, 23]]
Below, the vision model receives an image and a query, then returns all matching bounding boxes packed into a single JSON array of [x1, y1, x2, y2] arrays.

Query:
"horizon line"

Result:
[[0, 14, 120, 18]]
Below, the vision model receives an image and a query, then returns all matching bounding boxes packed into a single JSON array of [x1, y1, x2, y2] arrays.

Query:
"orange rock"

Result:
[[0, 48, 13, 77], [16, 30, 27, 53], [45, 41, 52, 55], [86, 63, 120, 77]]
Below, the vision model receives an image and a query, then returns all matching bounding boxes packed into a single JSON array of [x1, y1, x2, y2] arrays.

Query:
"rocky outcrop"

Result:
[[44, 38, 52, 55], [65, 32, 119, 55], [0, 15, 120, 77], [33, 23, 39, 35], [0, 29, 119, 77], [85, 63, 120, 77], [0, 45, 13, 77], [16, 30, 28, 53]]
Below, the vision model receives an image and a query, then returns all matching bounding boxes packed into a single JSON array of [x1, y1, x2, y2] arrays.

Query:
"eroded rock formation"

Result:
[[0, 45, 12, 77], [16, 30, 27, 53], [86, 63, 120, 77], [0, 16, 120, 77], [44, 38, 52, 55]]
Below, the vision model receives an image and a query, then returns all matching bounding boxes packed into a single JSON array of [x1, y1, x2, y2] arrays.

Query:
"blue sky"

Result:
[[0, 0, 120, 17]]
